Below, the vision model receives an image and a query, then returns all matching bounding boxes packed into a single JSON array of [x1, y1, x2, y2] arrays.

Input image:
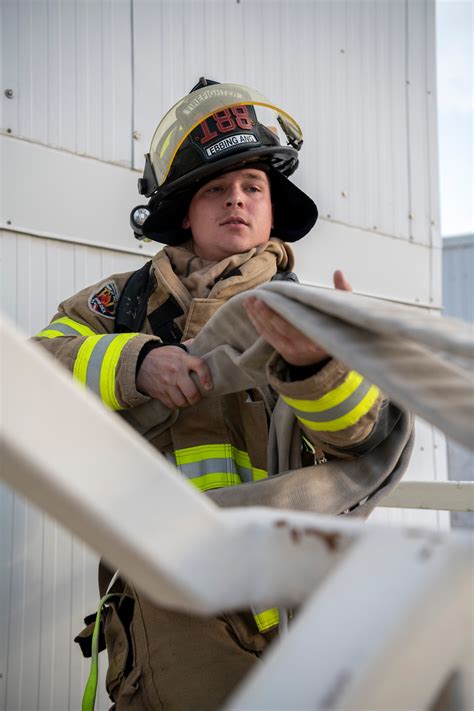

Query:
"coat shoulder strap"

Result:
[[115, 260, 154, 333]]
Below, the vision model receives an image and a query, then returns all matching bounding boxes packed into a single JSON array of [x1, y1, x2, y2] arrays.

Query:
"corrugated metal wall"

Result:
[[2, 0, 439, 247], [0, 232, 147, 331], [1, 0, 133, 165], [0, 233, 146, 711], [0, 486, 105, 710], [0, 1, 446, 709], [442, 235, 474, 529], [131, 0, 438, 245], [443, 235, 474, 322]]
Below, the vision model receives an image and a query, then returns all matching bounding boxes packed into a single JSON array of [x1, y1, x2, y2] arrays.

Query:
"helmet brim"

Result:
[[141, 166, 318, 245], [269, 169, 318, 242]]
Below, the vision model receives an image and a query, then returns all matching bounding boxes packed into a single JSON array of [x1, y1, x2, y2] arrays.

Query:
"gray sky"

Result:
[[437, 0, 473, 236]]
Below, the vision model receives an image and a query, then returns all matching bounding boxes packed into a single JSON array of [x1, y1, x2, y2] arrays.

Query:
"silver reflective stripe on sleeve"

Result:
[[46, 322, 87, 337], [73, 333, 139, 410], [34, 316, 97, 339], [84, 334, 119, 399], [289, 378, 372, 423]]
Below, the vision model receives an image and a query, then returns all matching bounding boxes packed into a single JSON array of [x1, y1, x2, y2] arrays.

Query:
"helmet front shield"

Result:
[[148, 83, 303, 191]]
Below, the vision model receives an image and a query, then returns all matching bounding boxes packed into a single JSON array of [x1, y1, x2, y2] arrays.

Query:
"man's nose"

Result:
[[225, 186, 244, 207]]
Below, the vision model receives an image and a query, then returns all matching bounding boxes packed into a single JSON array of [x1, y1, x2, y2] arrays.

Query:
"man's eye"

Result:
[[246, 185, 261, 192], [206, 185, 222, 193]]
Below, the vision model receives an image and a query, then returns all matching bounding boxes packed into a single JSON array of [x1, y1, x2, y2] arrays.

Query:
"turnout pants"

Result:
[[79, 582, 276, 710]]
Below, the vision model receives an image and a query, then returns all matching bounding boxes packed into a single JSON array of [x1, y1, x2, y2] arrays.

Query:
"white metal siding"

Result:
[[1, 0, 133, 166], [0, 484, 112, 711], [2, 0, 439, 247], [0, 1, 447, 709], [369, 418, 449, 529], [0, 232, 147, 711], [442, 235, 474, 528], [443, 236, 474, 322], [0, 231, 147, 332], [133, 0, 433, 243], [0, 135, 151, 258]]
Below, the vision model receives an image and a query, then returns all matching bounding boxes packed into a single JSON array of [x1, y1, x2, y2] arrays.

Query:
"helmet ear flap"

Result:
[[268, 169, 318, 242], [137, 187, 195, 245]]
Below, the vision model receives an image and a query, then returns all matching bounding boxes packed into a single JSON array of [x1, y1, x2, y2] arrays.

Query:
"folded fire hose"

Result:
[[120, 281, 474, 515]]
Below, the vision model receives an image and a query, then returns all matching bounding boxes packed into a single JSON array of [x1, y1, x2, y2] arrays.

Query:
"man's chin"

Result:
[[223, 233, 269, 253]]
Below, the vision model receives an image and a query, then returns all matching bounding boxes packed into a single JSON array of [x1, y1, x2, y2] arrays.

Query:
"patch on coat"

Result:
[[88, 280, 119, 319]]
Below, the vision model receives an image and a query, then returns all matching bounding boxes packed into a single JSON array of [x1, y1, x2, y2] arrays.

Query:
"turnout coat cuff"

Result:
[[266, 351, 383, 449], [118, 334, 162, 407], [266, 352, 349, 399]]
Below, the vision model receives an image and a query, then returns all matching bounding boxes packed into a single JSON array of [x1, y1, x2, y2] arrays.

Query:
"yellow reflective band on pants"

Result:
[[173, 443, 268, 492], [253, 607, 280, 632], [34, 316, 97, 339], [73, 333, 139, 410], [282, 370, 380, 432]]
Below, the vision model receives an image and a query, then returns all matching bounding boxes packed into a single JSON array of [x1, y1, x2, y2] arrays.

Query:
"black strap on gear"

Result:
[[115, 260, 184, 342], [115, 260, 154, 333], [148, 297, 184, 342]]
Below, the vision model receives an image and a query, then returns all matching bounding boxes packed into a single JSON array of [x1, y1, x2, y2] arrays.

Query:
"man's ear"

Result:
[[182, 215, 190, 229]]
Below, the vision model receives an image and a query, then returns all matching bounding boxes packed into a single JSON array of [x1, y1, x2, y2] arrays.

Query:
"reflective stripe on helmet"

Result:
[[282, 371, 380, 432], [73, 333, 139, 410], [34, 316, 97, 339], [173, 443, 267, 492]]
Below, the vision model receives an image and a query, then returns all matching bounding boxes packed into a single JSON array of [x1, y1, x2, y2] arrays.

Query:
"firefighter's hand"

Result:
[[136, 345, 213, 409], [244, 270, 352, 367]]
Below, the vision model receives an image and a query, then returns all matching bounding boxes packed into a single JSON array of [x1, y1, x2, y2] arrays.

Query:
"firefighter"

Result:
[[34, 78, 391, 709]]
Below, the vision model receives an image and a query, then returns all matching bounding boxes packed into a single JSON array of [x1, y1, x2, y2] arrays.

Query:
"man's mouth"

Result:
[[220, 217, 248, 226]]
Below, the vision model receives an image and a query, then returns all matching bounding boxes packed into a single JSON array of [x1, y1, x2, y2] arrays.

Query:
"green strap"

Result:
[[82, 592, 117, 711]]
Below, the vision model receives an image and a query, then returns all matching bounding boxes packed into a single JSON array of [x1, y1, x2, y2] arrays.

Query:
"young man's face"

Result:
[[182, 168, 273, 261]]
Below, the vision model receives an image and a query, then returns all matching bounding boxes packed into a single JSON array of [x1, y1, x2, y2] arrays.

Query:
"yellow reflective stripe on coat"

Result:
[[34, 316, 97, 339], [34, 328, 69, 339], [73, 333, 138, 410], [174, 443, 267, 491], [253, 607, 280, 632], [282, 370, 364, 412], [282, 369, 380, 432], [294, 384, 380, 432]]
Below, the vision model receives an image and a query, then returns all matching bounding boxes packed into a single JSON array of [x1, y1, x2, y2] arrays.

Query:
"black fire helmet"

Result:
[[130, 78, 318, 245]]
